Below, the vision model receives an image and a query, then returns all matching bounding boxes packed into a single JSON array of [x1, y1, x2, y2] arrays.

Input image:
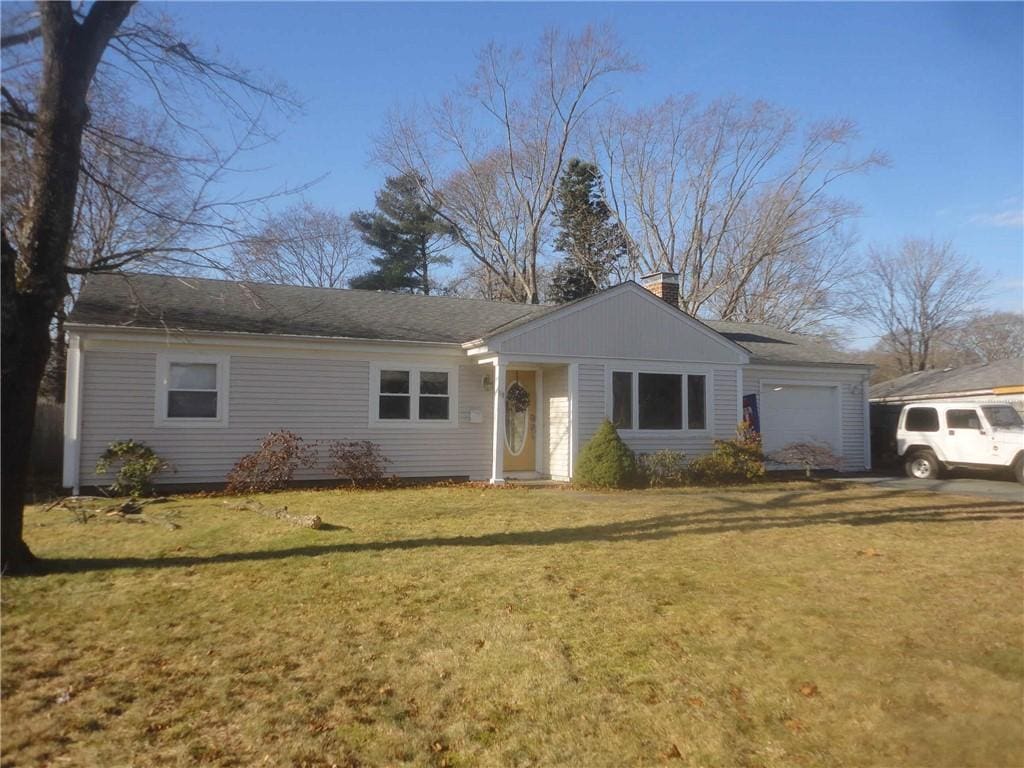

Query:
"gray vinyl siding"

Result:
[[742, 365, 870, 471], [577, 364, 606, 449], [497, 286, 747, 365], [543, 366, 570, 479], [79, 349, 492, 486], [713, 367, 739, 439]]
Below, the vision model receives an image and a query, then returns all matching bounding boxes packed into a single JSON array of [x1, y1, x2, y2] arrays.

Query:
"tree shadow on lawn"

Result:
[[34, 491, 1024, 575]]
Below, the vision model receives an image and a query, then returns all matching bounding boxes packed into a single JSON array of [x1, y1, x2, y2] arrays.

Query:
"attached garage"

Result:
[[759, 382, 841, 455], [735, 361, 871, 472], [708, 322, 872, 472]]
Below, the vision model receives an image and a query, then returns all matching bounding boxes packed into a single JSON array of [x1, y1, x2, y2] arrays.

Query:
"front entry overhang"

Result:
[[480, 355, 577, 484]]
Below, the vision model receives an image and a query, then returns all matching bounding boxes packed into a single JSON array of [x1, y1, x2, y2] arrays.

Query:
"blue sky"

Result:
[[164, 1, 1023, 318]]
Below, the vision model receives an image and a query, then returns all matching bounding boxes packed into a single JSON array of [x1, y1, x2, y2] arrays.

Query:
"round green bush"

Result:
[[575, 420, 639, 489]]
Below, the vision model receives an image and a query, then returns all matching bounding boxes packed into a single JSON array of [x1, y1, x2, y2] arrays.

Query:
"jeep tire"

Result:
[[905, 449, 941, 480]]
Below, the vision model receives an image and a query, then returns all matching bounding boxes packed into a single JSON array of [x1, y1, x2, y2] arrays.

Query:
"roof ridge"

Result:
[[107, 270, 554, 310]]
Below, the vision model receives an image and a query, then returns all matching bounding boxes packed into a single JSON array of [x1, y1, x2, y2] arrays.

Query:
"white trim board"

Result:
[[62, 334, 85, 492]]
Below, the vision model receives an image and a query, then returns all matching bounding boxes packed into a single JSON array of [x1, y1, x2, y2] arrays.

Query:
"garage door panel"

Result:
[[761, 385, 839, 456]]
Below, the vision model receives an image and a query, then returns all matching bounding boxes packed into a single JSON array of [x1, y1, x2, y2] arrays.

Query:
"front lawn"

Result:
[[2, 483, 1023, 767]]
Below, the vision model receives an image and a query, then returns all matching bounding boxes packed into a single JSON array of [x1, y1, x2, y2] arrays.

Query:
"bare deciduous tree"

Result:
[[231, 203, 364, 288], [1, 1, 296, 573], [3, 89, 206, 399], [852, 238, 987, 374], [374, 26, 637, 303], [595, 97, 887, 330], [946, 311, 1024, 365]]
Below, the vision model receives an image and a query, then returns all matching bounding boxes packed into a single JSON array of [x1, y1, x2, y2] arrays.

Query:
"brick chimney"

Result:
[[641, 271, 680, 307]]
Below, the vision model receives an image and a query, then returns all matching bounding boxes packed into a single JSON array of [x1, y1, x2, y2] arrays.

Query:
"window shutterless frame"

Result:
[[154, 352, 230, 427], [606, 366, 713, 433], [368, 363, 459, 427]]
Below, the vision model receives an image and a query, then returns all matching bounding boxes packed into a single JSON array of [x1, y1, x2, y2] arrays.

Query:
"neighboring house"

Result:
[[870, 358, 1024, 411], [62, 271, 873, 492], [869, 358, 1024, 465]]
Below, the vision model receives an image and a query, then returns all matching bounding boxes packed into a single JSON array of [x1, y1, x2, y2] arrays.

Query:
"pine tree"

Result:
[[350, 174, 452, 294], [547, 260, 596, 305], [548, 159, 627, 303]]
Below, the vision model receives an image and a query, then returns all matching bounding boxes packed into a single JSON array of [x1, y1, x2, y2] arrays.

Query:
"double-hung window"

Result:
[[373, 365, 456, 425], [610, 369, 708, 432], [156, 354, 229, 426]]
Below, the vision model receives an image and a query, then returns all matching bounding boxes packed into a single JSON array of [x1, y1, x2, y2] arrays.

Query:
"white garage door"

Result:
[[760, 384, 839, 455]]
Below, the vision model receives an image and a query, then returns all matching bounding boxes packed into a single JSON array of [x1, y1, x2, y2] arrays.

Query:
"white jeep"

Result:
[[897, 401, 1024, 484]]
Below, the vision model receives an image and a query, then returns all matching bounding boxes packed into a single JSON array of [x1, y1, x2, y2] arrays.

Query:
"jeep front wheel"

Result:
[[1014, 456, 1024, 485], [905, 450, 941, 480]]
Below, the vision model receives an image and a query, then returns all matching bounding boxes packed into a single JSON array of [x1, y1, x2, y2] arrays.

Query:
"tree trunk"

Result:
[[1, 287, 53, 572], [420, 235, 429, 295], [1, 1, 134, 574]]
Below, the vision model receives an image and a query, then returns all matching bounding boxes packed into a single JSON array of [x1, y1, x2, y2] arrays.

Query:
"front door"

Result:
[[504, 370, 536, 472]]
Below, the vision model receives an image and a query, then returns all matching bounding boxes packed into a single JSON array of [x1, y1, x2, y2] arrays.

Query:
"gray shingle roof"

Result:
[[703, 320, 864, 366], [68, 272, 864, 367], [68, 272, 553, 344], [870, 358, 1024, 401]]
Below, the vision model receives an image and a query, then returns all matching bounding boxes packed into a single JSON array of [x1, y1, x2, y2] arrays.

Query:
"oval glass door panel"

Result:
[[505, 382, 529, 456]]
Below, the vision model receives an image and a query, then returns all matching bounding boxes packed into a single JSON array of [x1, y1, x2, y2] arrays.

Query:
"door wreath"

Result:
[[507, 380, 530, 413]]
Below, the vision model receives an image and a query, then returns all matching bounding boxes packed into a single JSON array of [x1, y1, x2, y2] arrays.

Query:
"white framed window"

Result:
[[155, 353, 230, 427], [608, 367, 710, 432], [369, 363, 458, 427]]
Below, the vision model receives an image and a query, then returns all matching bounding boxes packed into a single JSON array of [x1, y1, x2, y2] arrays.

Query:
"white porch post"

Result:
[[490, 359, 506, 483]]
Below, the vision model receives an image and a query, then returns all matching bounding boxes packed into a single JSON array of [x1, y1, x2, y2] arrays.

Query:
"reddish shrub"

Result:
[[328, 440, 391, 487], [768, 441, 842, 477], [226, 430, 318, 493]]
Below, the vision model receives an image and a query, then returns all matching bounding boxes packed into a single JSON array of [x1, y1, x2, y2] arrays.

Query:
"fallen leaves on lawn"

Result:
[[799, 682, 819, 697], [858, 548, 883, 557], [784, 718, 805, 733], [662, 743, 683, 760]]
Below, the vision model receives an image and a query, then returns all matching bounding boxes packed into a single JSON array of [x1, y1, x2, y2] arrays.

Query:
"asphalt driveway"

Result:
[[846, 473, 1024, 502]]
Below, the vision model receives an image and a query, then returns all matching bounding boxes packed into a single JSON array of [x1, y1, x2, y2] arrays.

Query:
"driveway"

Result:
[[846, 473, 1024, 502]]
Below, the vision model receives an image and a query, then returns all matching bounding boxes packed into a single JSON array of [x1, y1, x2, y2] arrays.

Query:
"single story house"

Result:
[[869, 358, 1024, 465], [62, 271, 872, 492]]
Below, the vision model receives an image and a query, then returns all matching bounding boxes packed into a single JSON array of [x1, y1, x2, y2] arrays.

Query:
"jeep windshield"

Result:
[[981, 405, 1024, 430]]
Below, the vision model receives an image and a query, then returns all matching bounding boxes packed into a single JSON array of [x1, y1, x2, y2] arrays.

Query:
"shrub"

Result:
[[226, 430, 318, 493], [769, 441, 842, 478], [95, 440, 169, 497], [687, 425, 765, 485], [328, 440, 391, 487], [575, 420, 639, 489], [638, 450, 688, 488]]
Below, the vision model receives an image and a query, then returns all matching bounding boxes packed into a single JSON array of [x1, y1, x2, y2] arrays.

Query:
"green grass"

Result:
[[3, 482, 1023, 767]]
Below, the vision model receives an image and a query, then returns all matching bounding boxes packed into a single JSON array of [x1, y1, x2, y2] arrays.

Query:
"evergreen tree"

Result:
[[547, 260, 596, 304], [350, 174, 452, 294], [549, 159, 627, 303]]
